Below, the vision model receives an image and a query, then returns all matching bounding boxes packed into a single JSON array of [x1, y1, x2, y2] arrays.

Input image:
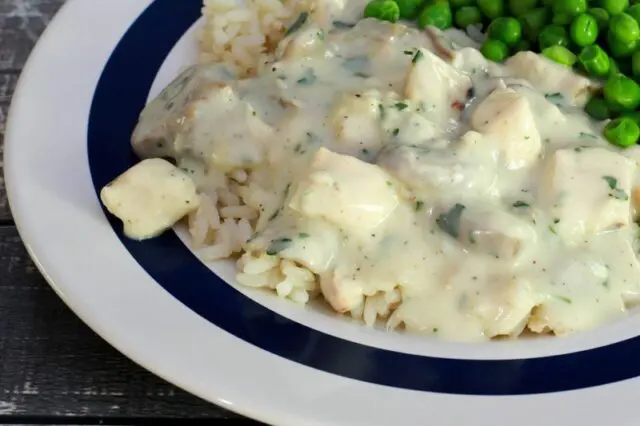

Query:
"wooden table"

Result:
[[0, 1, 259, 424]]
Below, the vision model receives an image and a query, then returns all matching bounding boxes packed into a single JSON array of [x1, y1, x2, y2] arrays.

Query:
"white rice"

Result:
[[199, 0, 310, 75], [192, 0, 404, 327]]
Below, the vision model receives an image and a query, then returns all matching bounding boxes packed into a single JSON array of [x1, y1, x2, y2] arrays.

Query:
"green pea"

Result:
[[520, 8, 549, 40], [393, 0, 424, 19], [418, 2, 453, 29], [570, 13, 599, 46], [508, 0, 538, 16], [364, 0, 400, 21], [600, 0, 630, 15], [450, 0, 475, 7], [622, 110, 640, 127], [608, 56, 622, 76], [514, 39, 532, 52], [585, 96, 612, 120], [481, 39, 509, 61], [455, 6, 483, 27], [608, 31, 638, 57], [539, 25, 571, 50], [488, 17, 522, 45], [477, 0, 505, 19], [588, 7, 611, 31], [604, 74, 640, 110], [542, 45, 578, 66], [578, 44, 611, 76], [628, 4, 640, 24], [632, 50, 640, 77], [603, 117, 640, 147], [552, 12, 575, 25], [553, 0, 588, 19], [609, 13, 640, 43]]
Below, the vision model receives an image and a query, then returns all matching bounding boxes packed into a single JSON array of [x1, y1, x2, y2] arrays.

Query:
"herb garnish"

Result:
[[297, 68, 317, 85], [436, 204, 466, 239], [266, 238, 293, 255], [603, 176, 629, 200], [512, 201, 530, 208], [285, 12, 308, 37]]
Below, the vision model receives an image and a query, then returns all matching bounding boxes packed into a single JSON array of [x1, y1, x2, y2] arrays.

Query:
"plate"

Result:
[[6, 1, 640, 425]]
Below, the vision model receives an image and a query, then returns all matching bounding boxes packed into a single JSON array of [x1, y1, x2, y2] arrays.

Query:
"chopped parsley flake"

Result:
[[297, 68, 317, 85], [395, 102, 409, 111], [512, 201, 530, 208], [285, 12, 308, 37], [603, 176, 629, 200], [266, 238, 293, 255], [412, 50, 424, 64], [545, 92, 564, 104], [603, 176, 617, 190], [436, 204, 466, 239], [579, 132, 596, 139], [415, 200, 424, 212]]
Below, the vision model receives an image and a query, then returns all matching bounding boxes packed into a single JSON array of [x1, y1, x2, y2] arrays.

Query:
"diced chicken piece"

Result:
[[289, 147, 399, 238], [505, 51, 599, 107], [279, 25, 326, 59], [131, 63, 236, 159], [404, 47, 471, 125], [471, 88, 541, 170], [320, 270, 365, 313], [471, 275, 538, 337], [377, 131, 498, 199], [330, 91, 385, 152], [528, 255, 625, 335], [248, 219, 341, 275], [442, 204, 537, 261], [539, 148, 636, 245], [380, 107, 444, 146], [131, 63, 273, 172], [387, 269, 537, 340], [100, 158, 200, 240]]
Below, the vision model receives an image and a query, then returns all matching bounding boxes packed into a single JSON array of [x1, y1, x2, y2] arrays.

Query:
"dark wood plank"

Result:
[[0, 226, 243, 419], [0, 0, 66, 72], [0, 74, 19, 222]]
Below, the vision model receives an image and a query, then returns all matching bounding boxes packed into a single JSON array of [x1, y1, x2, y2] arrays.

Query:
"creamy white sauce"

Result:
[[111, 7, 640, 342]]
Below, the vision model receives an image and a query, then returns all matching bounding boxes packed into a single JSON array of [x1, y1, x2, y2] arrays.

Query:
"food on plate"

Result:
[[100, 0, 640, 341], [364, 0, 640, 146]]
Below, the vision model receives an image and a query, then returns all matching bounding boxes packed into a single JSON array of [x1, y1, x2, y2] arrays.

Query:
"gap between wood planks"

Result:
[[0, 416, 263, 425]]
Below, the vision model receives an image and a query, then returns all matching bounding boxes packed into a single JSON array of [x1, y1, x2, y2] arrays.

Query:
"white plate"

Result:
[[6, 1, 640, 425]]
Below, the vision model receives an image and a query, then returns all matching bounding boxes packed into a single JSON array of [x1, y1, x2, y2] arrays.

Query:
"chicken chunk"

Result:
[[471, 88, 541, 170], [131, 63, 273, 172], [100, 158, 200, 240], [404, 47, 472, 125], [539, 147, 636, 245], [505, 51, 599, 107], [289, 147, 399, 238], [330, 91, 386, 152], [131, 63, 236, 159], [436, 203, 537, 262], [319, 270, 365, 313], [528, 255, 625, 335], [377, 134, 498, 200]]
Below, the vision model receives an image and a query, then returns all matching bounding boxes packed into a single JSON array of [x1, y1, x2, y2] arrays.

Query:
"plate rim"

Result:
[[6, 1, 640, 425]]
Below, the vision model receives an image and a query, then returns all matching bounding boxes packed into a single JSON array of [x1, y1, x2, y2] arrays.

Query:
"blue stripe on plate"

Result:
[[87, 0, 640, 395]]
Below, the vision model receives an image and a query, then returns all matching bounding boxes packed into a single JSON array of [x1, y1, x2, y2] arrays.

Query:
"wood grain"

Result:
[[0, 226, 241, 419], [0, 0, 63, 72], [0, 0, 261, 423], [0, 73, 19, 222]]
